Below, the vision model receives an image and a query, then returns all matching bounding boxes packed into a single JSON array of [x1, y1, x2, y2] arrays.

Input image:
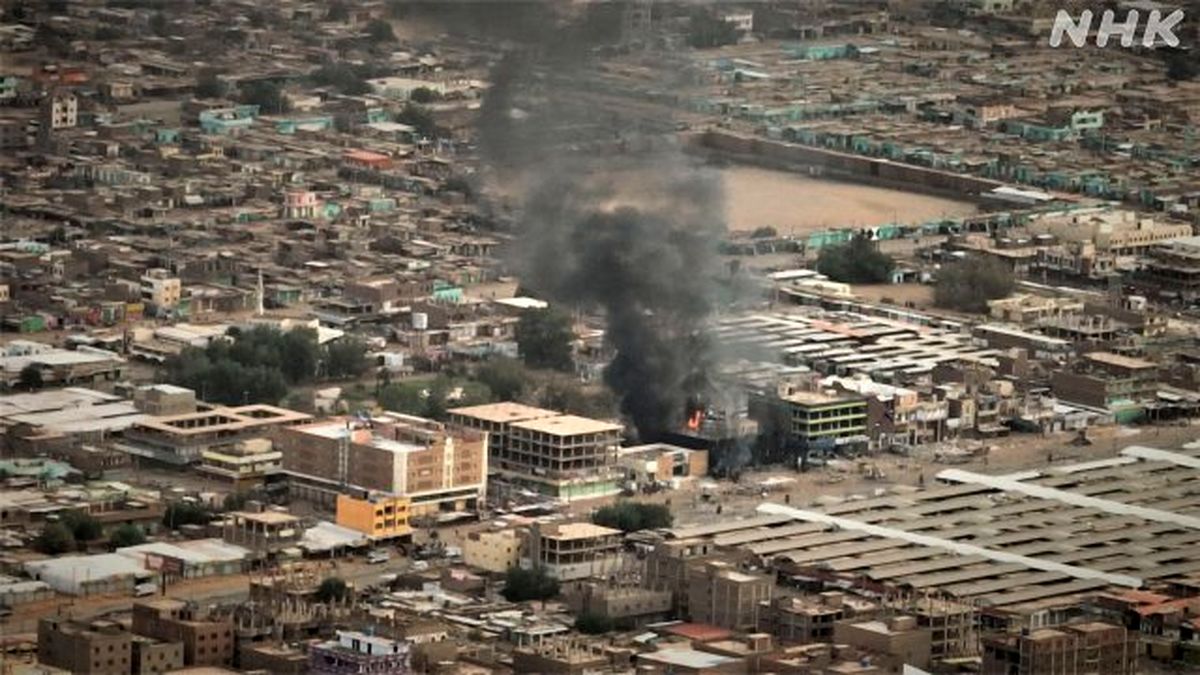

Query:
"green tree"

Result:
[[688, 10, 739, 48], [326, 0, 349, 22], [934, 256, 1015, 313], [61, 510, 103, 543], [593, 502, 673, 533], [365, 18, 395, 42], [502, 566, 560, 603], [149, 11, 168, 36], [280, 328, 320, 383], [163, 502, 213, 528], [109, 524, 146, 549], [816, 235, 896, 284], [396, 103, 437, 138], [35, 523, 75, 555], [516, 309, 574, 372], [410, 86, 437, 103], [240, 81, 290, 115], [19, 365, 43, 391], [195, 69, 226, 99], [378, 381, 428, 415], [750, 226, 778, 239], [476, 358, 526, 401], [315, 577, 350, 603], [575, 611, 615, 634], [310, 62, 375, 96], [324, 338, 369, 379]]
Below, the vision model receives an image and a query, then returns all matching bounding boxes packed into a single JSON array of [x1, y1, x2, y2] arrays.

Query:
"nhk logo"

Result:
[[1049, 8, 1185, 47]]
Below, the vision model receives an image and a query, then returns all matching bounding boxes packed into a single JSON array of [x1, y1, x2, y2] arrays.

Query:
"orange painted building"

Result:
[[336, 493, 412, 539]]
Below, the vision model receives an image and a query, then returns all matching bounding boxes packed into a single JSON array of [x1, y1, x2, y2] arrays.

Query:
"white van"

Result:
[[366, 550, 390, 565], [133, 582, 158, 597]]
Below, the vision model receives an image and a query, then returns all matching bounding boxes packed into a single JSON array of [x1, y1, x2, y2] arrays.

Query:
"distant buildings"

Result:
[[982, 622, 1138, 675], [38, 618, 131, 675]]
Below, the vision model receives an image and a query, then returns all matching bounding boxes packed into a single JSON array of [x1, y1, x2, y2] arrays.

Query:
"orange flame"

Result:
[[687, 409, 703, 431]]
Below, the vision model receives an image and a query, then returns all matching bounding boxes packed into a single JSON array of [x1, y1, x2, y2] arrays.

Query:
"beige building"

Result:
[[982, 621, 1137, 675], [463, 528, 522, 574], [526, 521, 623, 581], [1025, 209, 1192, 256], [38, 618, 132, 675], [449, 403, 622, 500], [278, 412, 487, 516], [834, 616, 933, 672], [686, 561, 773, 632], [140, 268, 183, 311]]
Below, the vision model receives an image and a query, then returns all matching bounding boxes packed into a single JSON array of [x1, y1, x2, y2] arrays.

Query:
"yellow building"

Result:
[[463, 529, 522, 574], [336, 493, 412, 540]]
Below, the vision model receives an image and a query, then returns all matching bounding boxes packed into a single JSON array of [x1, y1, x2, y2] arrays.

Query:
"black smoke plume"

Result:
[[408, 2, 727, 439]]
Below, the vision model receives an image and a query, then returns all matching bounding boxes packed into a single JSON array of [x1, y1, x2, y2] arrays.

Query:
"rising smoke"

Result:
[[463, 3, 728, 439]]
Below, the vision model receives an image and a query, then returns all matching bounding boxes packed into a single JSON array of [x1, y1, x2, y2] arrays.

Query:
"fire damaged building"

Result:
[[749, 381, 869, 466]]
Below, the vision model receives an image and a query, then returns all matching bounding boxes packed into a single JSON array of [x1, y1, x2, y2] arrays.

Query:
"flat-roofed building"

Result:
[[118, 405, 311, 465], [687, 560, 773, 632], [526, 521, 623, 581], [221, 510, 302, 559], [982, 621, 1137, 675], [504, 414, 624, 500], [835, 616, 933, 672], [335, 492, 411, 540], [38, 618, 132, 675], [463, 528, 522, 574], [1051, 351, 1158, 423], [132, 599, 234, 668], [749, 383, 869, 461], [278, 412, 486, 516], [1147, 235, 1200, 301]]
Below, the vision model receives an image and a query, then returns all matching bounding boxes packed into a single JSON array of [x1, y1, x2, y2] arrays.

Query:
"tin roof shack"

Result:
[[1051, 352, 1158, 423], [132, 598, 234, 668]]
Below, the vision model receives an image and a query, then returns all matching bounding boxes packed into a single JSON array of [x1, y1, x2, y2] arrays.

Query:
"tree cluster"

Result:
[[575, 611, 615, 634], [240, 81, 290, 115], [515, 309, 575, 372], [816, 235, 896, 284], [396, 103, 439, 138], [315, 577, 350, 603], [163, 502, 214, 529], [378, 376, 492, 420], [933, 256, 1015, 313], [34, 510, 103, 554], [502, 566, 560, 603], [109, 524, 147, 549], [592, 501, 673, 533], [688, 11, 740, 48], [163, 327, 367, 406], [309, 62, 385, 96]]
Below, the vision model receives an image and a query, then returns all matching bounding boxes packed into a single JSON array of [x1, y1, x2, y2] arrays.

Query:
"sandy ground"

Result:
[[722, 166, 977, 234]]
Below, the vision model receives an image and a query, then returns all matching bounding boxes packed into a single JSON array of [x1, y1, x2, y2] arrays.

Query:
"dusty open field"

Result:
[[722, 166, 977, 235]]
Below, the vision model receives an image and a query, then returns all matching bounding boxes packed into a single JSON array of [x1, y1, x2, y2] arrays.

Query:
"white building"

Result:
[[43, 91, 77, 130], [140, 268, 182, 311]]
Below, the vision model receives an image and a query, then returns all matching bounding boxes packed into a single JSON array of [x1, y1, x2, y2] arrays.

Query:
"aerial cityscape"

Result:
[[1, 0, 1199, 673]]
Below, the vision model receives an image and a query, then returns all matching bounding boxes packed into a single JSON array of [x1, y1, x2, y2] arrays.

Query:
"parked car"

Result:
[[366, 550, 390, 565]]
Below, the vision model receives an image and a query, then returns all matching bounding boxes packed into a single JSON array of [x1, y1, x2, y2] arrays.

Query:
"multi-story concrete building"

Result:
[[686, 561, 773, 632], [982, 621, 1138, 675], [759, 593, 864, 644], [336, 492, 411, 540], [132, 599, 235, 668], [140, 269, 183, 313], [309, 630, 411, 674], [221, 510, 302, 559], [119, 404, 311, 466], [198, 438, 283, 489], [463, 528, 522, 574], [569, 581, 674, 627], [41, 90, 77, 130], [504, 414, 623, 500], [278, 413, 487, 516], [835, 616, 933, 672], [38, 618, 132, 675], [749, 383, 869, 461], [131, 635, 185, 675], [525, 521, 623, 582], [1051, 351, 1158, 423], [1146, 235, 1200, 301]]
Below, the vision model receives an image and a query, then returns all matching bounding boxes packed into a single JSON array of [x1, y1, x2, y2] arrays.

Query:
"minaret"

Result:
[[256, 268, 265, 316]]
